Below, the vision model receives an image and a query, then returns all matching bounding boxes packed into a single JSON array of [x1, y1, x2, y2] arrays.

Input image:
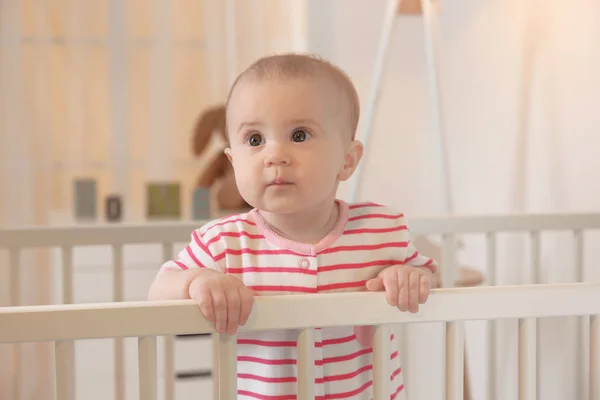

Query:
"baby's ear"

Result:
[[224, 147, 233, 163], [338, 140, 363, 181]]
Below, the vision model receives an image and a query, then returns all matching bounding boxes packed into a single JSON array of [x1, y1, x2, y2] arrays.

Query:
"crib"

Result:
[[1, 212, 600, 400]]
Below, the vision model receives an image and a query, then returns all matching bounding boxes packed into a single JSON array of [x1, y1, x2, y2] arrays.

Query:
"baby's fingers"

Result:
[[382, 270, 398, 307], [197, 291, 216, 325], [408, 272, 420, 313], [225, 288, 241, 335], [211, 289, 228, 334], [419, 275, 431, 304], [396, 268, 409, 312], [238, 287, 255, 326]]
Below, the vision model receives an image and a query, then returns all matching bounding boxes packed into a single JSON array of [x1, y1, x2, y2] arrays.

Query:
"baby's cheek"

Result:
[[230, 168, 250, 192], [237, 176, 257, 197]]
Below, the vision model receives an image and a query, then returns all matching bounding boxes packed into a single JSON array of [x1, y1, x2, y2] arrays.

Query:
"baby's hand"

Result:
[[366, 264, 433, 313], [188, 270, 256, 335], [354, 265, 433, 347]]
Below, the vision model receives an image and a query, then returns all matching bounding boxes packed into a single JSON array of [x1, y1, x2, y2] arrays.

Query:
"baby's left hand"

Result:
[[354, 265, 434, 348], [365, 264, 433, 313]]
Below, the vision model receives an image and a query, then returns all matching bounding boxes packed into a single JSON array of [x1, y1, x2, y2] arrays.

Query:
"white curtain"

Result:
[[0, 0, 304, 398]]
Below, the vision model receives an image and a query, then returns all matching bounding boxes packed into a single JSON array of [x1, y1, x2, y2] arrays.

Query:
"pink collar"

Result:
[[249, 200, 349, 256]]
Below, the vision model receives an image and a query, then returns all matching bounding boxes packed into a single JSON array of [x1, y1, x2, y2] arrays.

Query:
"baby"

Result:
[[148, 53, 438, 400]]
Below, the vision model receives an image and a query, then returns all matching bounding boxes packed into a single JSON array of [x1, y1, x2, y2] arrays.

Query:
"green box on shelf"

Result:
[[146, 182, 181, 220]]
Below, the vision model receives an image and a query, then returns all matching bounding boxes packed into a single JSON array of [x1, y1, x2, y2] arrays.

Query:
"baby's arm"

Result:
[[404, 239, 438, 275], [364, 221, 438, 307], [148, 230, 254, 335], [355, 218, 438, 347], [148, 267, 213, 301], [148, 229, 220, 301]]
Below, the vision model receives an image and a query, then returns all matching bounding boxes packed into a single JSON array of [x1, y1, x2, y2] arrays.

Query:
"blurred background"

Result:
[[2, 0, 600, 225], [1, 0, 600, 399]]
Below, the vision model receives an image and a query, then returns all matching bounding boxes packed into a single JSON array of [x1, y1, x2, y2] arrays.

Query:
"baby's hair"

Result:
[[225, 53, 360, 139]]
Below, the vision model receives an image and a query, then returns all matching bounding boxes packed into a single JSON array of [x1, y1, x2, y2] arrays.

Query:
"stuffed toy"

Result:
[[192, 104, 250, 215]]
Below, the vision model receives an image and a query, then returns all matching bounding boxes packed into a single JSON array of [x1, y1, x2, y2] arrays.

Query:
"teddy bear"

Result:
[[192, 104, 250, 216]]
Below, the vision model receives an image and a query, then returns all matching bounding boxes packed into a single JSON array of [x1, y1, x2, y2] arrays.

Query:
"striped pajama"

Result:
[[159, 200, 437, 399]]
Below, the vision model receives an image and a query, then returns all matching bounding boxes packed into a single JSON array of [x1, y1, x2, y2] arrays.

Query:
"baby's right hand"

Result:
[[188, 269, 255, 335]]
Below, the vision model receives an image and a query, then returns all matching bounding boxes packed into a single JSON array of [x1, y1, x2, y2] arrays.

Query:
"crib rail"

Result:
[[2, 283, 600, 400], [4, 282, 600, 342], [2, 212, 600, 400], [2, 212, 600, 247]]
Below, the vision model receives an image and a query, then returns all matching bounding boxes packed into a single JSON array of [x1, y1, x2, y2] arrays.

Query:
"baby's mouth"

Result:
[[268, 178, 293, 186]]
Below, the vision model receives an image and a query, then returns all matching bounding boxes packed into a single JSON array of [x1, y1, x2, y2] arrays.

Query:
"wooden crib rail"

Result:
[[2, 283, 600, 342], [2, 283, 600, 400], [2, 212, 600, 248]]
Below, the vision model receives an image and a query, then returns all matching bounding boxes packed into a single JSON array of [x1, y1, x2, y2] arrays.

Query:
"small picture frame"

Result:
[[74, 178, 97, 221], [105, 195, 122, 222]]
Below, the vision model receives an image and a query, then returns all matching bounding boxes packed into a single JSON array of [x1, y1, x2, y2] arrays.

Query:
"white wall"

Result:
[[306, 0, 600, 399]]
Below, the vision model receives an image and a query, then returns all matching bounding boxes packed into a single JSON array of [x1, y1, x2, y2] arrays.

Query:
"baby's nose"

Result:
[[265, 144, 291, 166]]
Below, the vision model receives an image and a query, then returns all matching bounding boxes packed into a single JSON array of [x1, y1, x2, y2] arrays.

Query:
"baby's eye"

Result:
[[247, 133, 263, 146], [291, 129, 310, 143]]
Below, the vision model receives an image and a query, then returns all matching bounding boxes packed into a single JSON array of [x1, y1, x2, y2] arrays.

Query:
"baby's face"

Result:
[[225, 76, 359, 215]]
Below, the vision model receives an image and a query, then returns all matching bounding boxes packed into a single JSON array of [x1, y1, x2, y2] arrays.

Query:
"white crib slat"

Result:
[[486, 233, 497, 285], [518, 318, 537, 400], [445, 321, 464, 400], [115, 337, 125, 400], [373, 325, 390, 400], [162, 242, 175, 400], [218, 333, 238, 400], [297, 328, 315, 400], [529, 231, 541, 284], [529, 231, 541, 396], [9, 248, 20, 306], [138, 336, 158, 400], [212, 335, 219, 400], [486, 232, 497, 400], [61, 246, 74, 304], [55, 340, 75, 400], [590, 315, 600, 400], [112, 244, 125, 400], [9, 247, 21, 400], [112, 244, 124, 301], [574, 230, 588, 400], [581, 314, 590, 400], [441, 234, 456, 290], [574, 230, 585, 282], [59, 246, 75, 399]]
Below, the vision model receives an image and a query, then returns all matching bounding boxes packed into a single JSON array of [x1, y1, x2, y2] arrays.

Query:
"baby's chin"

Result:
[[249, 196, 308, 215], [254, 202, 300, 215]]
